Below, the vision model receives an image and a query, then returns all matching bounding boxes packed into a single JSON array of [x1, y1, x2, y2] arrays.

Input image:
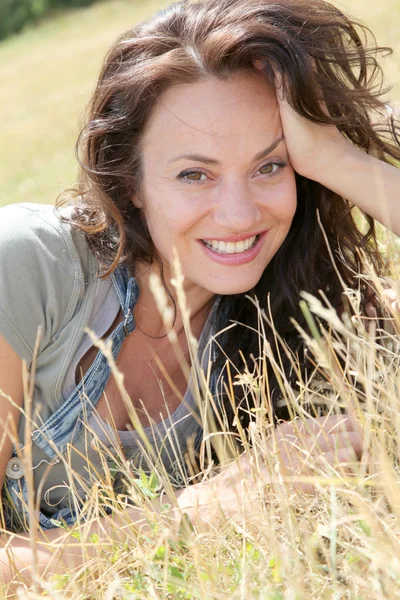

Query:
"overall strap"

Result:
[[32, 264, 139, 459]]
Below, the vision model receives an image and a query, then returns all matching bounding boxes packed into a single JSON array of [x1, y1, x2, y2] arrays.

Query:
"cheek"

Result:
[[140, 192, 196, 260], [140, 186, 173, 233], [285, 186, 298, 222], [266, 178, 297, 225], [146, 194, 210, 242], [281, 171, 297, 221], [146, 203, 197, 238]]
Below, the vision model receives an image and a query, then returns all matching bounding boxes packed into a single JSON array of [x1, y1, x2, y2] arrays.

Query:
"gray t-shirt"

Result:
[[0, 203, 213, 514]]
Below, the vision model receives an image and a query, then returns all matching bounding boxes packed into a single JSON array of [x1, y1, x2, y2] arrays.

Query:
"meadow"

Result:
[[1, 1, 400, 598], [0, 0, 399, 208]]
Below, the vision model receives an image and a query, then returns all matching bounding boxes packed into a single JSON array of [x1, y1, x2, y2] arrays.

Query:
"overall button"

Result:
[[5, 458, 24, 480], [107, 445, 117, 462]]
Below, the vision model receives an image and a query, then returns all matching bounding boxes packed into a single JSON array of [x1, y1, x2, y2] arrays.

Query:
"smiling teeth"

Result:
[[203, 235, 258, 254]]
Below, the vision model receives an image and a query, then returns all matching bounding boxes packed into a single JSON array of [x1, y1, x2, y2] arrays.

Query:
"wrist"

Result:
[[175, 481, 215, 531], [127, 484, 214, 533], [311, 134, 358, 186]]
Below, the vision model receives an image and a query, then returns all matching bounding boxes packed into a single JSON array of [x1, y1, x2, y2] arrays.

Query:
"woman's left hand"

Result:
[[275, 74, 400, 237], [275, 76, 351, 183]]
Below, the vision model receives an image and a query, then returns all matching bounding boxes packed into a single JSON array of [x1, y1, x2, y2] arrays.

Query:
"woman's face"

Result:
[[135, 71, 297, 296]]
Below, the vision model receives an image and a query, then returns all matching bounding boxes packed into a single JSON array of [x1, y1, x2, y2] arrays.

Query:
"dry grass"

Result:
[[1, 255, 400, 598]]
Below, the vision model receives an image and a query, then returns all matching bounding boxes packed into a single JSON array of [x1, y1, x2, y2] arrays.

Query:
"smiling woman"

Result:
[[0, 0, 399, 588], [134, 74, 296, 295]]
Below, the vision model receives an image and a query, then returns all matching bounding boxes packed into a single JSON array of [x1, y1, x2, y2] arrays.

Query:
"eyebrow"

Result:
[[167, 136, 284, 166]]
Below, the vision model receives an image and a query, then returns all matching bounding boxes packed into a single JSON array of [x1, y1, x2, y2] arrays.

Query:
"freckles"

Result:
[[275, 181, 297, 215], [261, 194, 296, 218]]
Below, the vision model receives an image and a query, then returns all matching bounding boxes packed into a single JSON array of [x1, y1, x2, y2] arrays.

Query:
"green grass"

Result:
[[0, 0, 399, 208]]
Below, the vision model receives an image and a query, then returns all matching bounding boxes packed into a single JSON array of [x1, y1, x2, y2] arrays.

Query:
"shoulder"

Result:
[[0, 202, 62, 233], [0, 202, 97, 277], [0, 203, 98, 363]]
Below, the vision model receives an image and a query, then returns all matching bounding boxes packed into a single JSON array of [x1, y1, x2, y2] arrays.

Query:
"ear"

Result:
[[132, 193, 144, 209]]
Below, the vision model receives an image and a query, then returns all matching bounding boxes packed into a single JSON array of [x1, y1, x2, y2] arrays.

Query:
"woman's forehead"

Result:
[[142, 72, 281, 156]]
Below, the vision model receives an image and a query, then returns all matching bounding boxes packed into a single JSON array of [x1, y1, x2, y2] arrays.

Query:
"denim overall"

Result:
[[3, 266, 213, 531]]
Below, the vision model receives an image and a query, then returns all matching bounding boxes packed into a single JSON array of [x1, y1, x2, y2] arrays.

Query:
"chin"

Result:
[[218, 286, 257, 296], [205, 276, 262, 296]]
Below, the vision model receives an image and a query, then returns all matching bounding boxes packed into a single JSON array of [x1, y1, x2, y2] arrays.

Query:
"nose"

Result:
[[212, 180, 262, 232]]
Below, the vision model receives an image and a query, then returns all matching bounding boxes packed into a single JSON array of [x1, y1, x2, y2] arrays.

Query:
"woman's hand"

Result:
[[265, 413, 363, 493], [178, 413, 363, 527], [275, 74, 400, 236], [275, 76, 351, 182]]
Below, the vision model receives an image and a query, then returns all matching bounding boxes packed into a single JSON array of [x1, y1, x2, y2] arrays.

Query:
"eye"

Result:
[[177, 169, 207, 185], [258, 160, 286, 176]]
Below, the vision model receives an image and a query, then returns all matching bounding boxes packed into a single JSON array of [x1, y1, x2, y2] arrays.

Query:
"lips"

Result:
[[198, 230, 268, 266]]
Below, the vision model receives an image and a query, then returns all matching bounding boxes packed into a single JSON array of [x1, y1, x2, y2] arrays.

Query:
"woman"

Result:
[[0, 0, 399, 584]]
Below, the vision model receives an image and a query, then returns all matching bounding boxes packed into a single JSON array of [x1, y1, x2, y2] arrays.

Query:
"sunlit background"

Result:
[[0, 0, 399, 208]]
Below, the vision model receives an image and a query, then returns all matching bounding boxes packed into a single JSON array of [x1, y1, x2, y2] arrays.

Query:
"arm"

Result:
[[0, 492, 186, 585], [0, 413, 363, 589], [0, 481, 211, 589], [0, 336, 24, 491], [277, 91, 400, 236], [315, 143, 400, 237]]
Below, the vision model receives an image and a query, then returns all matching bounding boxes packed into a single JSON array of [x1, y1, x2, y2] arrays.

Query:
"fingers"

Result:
[[277, 430, 363, 467], [383, 287, 398, 305], [291, 430, 363, 458], [365, 301, 377, 319], [275, 415, 364, 474], [365, 288, 400, 335], [274, 70, 284, 99], [278, 441, 361, 476], [279, 413, 361, 437], [316, 448, 361, 479], [383, 288, 400, 320], [366, 288, 400, 316]]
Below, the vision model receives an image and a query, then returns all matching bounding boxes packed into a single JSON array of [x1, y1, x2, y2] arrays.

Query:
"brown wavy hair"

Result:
[[60, 0, 400, 422]]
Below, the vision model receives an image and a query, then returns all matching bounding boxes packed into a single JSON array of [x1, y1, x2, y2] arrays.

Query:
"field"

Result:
[[1, 1, 400, 598], [0, 0, 399, 208]]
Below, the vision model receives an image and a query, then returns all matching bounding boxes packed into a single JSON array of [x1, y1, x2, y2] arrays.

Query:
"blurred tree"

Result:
[[0, 0, 100, 41], [53, 0, 96, 6]]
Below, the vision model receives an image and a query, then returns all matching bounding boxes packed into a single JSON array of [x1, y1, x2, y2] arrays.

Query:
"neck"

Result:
[[133, 261, 215, 338]]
